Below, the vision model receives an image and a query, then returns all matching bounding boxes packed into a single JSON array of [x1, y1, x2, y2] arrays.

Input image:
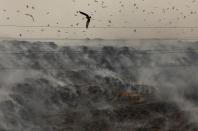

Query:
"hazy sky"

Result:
[[0, 0, 198, 39]]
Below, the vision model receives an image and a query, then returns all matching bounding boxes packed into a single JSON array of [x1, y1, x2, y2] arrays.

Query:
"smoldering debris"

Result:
[[0, 39, 197, 131]]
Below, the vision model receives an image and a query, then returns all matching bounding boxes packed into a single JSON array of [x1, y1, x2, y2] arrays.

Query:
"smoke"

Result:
[[155, 67, 198, 123], [0, 41, 68, 131], [0, 39, 197, 130], [137, 40, 198, 124]]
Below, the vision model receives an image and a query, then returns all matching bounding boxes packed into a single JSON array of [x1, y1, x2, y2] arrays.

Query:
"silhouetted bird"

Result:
[[79, 11, 91, 29], [25, 14, 35, 22]]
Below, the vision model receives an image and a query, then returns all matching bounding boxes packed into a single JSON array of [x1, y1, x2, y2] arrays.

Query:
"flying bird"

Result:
[[78, 11, 91, 29], [25, 14, 35, 22]]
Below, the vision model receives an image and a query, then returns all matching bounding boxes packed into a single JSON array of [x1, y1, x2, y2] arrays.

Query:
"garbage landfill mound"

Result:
[[0, 40, 197, 131]]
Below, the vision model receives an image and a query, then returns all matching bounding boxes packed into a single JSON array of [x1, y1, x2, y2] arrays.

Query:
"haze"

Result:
[[0, 0, 198, 39]]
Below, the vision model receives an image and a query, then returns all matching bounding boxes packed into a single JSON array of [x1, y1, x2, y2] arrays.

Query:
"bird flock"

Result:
[[0, 0, 197, 38]]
